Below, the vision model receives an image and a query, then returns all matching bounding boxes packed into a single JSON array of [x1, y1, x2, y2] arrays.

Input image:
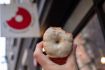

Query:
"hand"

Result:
[[33, 41, 78, 70]]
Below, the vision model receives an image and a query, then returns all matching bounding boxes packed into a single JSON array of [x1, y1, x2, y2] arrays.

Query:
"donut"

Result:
[[43, 27, 73, 58]]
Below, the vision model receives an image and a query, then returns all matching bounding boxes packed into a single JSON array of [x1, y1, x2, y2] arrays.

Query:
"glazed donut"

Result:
[[43, 27, 73, 58]]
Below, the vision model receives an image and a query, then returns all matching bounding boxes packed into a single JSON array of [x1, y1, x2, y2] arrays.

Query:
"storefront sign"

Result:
[[0, 3, 40, 37]]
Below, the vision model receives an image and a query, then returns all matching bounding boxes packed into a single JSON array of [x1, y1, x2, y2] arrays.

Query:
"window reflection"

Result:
[[74, 14, 105, 70]]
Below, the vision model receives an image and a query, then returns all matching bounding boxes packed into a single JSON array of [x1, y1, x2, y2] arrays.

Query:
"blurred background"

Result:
[[0, 0, 105, 70]]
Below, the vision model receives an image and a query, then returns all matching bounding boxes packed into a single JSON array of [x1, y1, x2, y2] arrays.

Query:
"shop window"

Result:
[[75, 14, 105, 70]]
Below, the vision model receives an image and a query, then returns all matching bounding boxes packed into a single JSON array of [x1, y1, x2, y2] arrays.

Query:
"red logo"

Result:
[[6, 7, 31, 30]]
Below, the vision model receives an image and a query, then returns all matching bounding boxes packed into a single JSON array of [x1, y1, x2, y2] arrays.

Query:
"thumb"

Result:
[[33, 42, 54, 67]]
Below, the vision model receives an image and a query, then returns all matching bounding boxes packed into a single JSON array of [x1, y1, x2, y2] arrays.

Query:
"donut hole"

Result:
[[55, 40, 59, 44], [54, 36, 61, 44], [55, 37, 60, 44]]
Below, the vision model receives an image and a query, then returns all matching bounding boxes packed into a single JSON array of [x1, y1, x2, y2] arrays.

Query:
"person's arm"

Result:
[[33, 41, 78, 70]]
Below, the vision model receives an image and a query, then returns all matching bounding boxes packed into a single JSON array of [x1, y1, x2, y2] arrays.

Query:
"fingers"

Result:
[[33, 41, 54, 67], [65, 44, 77, 65], [33, 41, 77, 68]]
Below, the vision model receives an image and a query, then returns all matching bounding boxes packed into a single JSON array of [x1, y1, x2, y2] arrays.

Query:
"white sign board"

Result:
[[0, 3, 40, 38]]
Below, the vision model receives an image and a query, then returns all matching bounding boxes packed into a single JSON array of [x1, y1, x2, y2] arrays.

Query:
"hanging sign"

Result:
[[0, 2, 40, 37]]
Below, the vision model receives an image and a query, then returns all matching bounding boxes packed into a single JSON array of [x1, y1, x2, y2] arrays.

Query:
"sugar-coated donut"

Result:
[[43, 27, 73, 58]]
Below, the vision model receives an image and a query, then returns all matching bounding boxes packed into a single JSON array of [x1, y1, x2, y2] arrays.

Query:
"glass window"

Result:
[[75, 14, 105, 70]]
